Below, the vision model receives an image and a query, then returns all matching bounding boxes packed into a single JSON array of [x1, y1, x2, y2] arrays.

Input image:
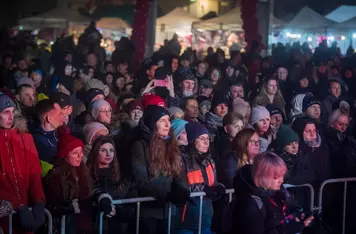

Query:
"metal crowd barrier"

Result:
[[316, 177, 356, 234], [284, 183, 315, 212], [8, 208, 53, 234]]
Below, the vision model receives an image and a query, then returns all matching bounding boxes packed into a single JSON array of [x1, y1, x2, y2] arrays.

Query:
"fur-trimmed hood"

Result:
[[13, 110, 28, 133]]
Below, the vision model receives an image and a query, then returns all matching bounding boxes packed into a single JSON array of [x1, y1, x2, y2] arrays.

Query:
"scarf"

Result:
[[205, 112, 223, 129], [304, 134, 322, 148]]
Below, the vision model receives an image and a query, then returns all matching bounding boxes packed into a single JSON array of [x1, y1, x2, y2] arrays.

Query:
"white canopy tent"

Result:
[[325, 5, 356, 23], [337, 16, 356, 30], [19, 7, 91, 29], [156, 7, 199, 34], [96, 17, 130, 30], [285, 6, 337, 32]]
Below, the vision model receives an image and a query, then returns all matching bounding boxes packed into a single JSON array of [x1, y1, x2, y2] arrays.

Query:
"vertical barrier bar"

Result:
[[44, 209, 53, 234], [342, 182, 347, 234], [228, 192, 233, 203], [198, 195, 203, 234], [136, 202, 141, 234], [99, 212, 104, 234], [61, 215, 66, 234], [167, 203, 172, 234], [8, 213, 12, 234]]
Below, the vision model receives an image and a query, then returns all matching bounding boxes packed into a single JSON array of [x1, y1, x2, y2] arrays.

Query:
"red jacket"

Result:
[[0, 122, 45, 234]]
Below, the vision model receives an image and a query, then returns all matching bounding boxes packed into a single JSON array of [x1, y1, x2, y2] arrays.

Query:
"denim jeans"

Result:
[[174, 228, 211, 234]]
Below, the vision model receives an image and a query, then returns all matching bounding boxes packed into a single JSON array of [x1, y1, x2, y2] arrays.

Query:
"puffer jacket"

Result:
[[0, 117, 45, 234], [175, 148, 216, 230]]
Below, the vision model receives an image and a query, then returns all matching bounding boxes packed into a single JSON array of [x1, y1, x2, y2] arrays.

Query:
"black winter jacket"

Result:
[[216, 151, 238, 189]]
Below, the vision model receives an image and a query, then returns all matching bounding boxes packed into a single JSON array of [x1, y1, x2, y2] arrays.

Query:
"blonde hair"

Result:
[[252, 152, 287, 189]]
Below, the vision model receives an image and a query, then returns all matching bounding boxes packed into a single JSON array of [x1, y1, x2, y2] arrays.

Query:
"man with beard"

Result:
[[175, 73, 196, 106]]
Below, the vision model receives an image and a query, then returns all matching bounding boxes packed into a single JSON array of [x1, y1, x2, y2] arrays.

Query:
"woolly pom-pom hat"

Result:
[[57, 134, 84, 159]]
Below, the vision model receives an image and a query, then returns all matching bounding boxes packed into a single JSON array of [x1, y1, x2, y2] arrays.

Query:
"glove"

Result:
[[203, 183, 227, 201], [31, 202, 45, 229], [18, 205, 36, 231], [98, 197, 112, 215], [214, 183, 226, 196]]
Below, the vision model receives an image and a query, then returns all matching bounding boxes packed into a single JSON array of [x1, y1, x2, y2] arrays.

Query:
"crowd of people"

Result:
[[1, 25, 356, 234]]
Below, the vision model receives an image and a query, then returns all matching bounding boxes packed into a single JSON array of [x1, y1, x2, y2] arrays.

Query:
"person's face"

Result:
[[277, 68, 288, 81], [197, 63, 207, 76], [91, 129, 109, 144], [181, 60, 190, 68], [18, 60, 28, 71], [115, 77, 125, 89], [225, 120, 244, 139], [305, 104, 321, 119], [172, 58, 179, 72], [48, 103, 65, 129], [318, 65, 326, 74], [32, 72, 42, 87], [66, 147, 84, 167], [270, 114, 283, 129], [97, 107, 112, 124], [185, 99, 199, 119], [182, 80, 195, 92], [178, 131, 188, 145], [299, 78, 309, 88], [331, 68, 339, 76], [195, 134, 210, 153], [64, 54, 73, 63], [230, 85, 244, 99], [331, 115, 349, 133], [266, 80, 278, 95], [214, 103, 228, 117], [92, 94, 105, 103], [88, 68, 95, 78], [210, 69, 221, 82], [303, 123, 317, 142], [19, 87, 36, 107], [0, 107, 14, 129], [199, 104, 210, 116], [226, 66, 235, 77], [267, 173, 285, 191], [247, 133, 260, 159], [64, 65, 73, 76], [329, 82, 341, 98], [130, 109, 143, 122], [256, 117, 271, 133], [87, 53, 97, 67], [118, 63, 128, 74], [284, 141, 299, 155], [345, 70, 353, 79], [147, 65, 158, 80], [200, 86, 213, 97], [156, 115, 171, 137], [98, 143, 115, 168], [106, 64, 115, 73], [106, 74, 113, 84]]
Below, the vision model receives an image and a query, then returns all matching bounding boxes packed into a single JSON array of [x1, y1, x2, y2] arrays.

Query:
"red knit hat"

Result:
[[57, 133, 84, 159], [141, 94, 166, 109], [128, 99, 143, 112]]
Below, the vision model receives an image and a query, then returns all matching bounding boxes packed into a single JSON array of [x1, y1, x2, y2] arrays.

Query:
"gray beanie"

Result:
[[90, 99, 111, 119], [250, 105, 270, 126], [0, 94, 16, 112]]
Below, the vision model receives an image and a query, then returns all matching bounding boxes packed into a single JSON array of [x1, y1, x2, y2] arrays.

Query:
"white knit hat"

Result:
[[90, 99, 111, 119], [83, 122, 109, 144], [250, 105, 270, 125]]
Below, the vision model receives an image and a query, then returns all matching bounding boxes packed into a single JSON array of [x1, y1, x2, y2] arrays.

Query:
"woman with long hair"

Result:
[[87, 136, 133, 234], [229, 152, 314, 234], [130, 105, 190, 234], [217, 128, 260, 189]]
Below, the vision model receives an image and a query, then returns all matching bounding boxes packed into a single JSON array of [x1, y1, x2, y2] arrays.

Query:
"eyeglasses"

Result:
[[249, 139, 261, 146], [99, 109, 112, 114]]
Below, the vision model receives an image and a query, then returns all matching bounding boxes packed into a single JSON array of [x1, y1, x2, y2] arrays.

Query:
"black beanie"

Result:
[[302, 94, 320, 112], [211, 92, 230, 111], [291, 116, 317, 140], [78, 88, 105, 108], [143, 105, 169, 131]]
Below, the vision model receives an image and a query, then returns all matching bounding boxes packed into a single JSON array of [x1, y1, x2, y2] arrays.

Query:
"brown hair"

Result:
[[149, 129, 182, 177], [87, 136, 121, 183], [222, 112, 244, 127], [230, 128, 257, 168]]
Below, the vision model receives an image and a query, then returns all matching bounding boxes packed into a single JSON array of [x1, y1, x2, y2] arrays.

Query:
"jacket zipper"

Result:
[[5, 130, 22, 202]]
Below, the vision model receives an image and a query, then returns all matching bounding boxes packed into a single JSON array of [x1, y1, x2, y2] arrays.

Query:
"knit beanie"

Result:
[[167, 107, 184, 119], [291, 116, 317, 140], [128, 99, 143, 112], [16, 77, 34, 88], [302, 94, 320, 112], [142, 94, 166, 109], [143, 105, 169, 131], [83, 122, 109, 145], [211, 92, 230, 111], [185, 122, 209, 144], [57, 133, 84, 159], [171, 119, 188, 139], [79, 88, 105, 108], [265, 104, 282, 117], [0, 94, 15, 112], [276, 125, 299, 149], [90, 99, 111, 119], [250, 105, 270, 126]]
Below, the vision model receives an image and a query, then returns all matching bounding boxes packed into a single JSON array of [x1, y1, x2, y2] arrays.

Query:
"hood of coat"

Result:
[[13, 111, 28, 133]]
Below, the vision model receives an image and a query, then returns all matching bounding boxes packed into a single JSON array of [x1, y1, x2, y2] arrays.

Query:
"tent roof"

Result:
[[96, 17, 130, 30], [337, 16, 356, 29], [156, 7, 199, 32], [192, 7, 243, 31], [19, 7, 90, 28], [87, 4, 134, 24], [286, 6, 337, 30], [325, 5, 356, 23]]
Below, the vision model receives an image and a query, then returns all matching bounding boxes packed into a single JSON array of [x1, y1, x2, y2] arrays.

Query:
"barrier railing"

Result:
[[284, 183, 315, 212], [8, 208, 53, 234], [316, 177, 356, 234]]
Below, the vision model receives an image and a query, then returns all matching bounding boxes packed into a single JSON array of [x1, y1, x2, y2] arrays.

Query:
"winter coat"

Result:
[[253, 92, 286, 116], [230, 165, 305, 234], [0, 117, 45, 234], [212, 127, 231, 162], [321, 95, 339, 123], [216, 151, 238, 189], [339, 136, 356, 177], [175, 149, 216, 230], [43, 166, 93, 234], [129, 120, 190, 219]]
